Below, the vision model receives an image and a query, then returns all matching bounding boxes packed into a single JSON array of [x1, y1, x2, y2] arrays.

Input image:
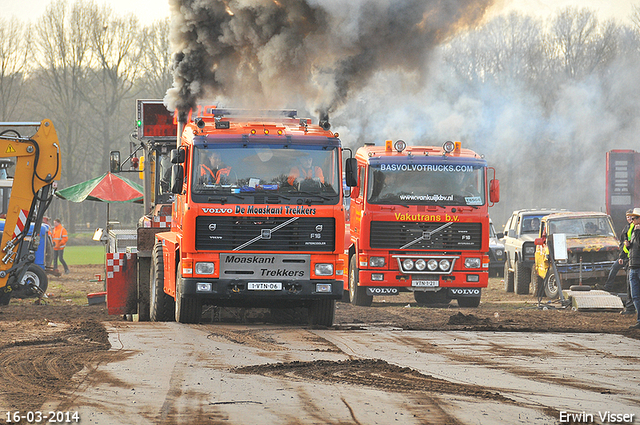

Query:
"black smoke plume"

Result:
[[165, 0, 495, 117]]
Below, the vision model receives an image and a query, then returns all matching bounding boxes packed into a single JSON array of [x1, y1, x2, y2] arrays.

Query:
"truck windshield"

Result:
[[367, 163, 485, 206], [191, 144, 340, 203], [548, 217, 615, 237]]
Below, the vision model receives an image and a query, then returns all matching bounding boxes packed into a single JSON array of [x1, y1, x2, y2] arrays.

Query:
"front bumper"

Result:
[[555, 261, 614, 280], [181, 278, 343, 303], [357, 269, 488, 289]]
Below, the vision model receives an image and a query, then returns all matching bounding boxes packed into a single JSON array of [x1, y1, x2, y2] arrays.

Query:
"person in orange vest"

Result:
[[288, 154, 324, 187], [200, 152, 232, 185], [50, 218, 69, 274]]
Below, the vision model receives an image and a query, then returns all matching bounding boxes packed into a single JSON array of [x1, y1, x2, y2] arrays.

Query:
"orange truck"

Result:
[[346, 140, 499, 307], [120, 103, 356, 325]]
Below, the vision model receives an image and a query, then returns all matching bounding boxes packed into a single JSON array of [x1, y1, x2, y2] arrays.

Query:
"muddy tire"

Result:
[[504, 261, 514, 292], [531, 266, 544, 298], [457, 296, 481, 308], [515, 262, 530, 295], [12, 264, 48, 298], [309, 299, 335, 326], [175, 264, 202, 324], [349, 256, 372, 307], [150, 241, 175, 321], [137, 257, 151, 321], [414, 290, 449, 305], [544, 272, 559, 299]]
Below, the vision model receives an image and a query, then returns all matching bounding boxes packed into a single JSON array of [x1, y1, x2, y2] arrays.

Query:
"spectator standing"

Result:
[[624, 208, 640, 329], [602, 210, 636, 314], [50, 218, 69, 274]]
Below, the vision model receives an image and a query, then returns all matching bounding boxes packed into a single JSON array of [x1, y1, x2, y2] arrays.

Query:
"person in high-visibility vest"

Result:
[[50, 218, 69, 274], [602, 210, 636, 315], [200, 152, 232, 185], [624, 208, 640, 329], [288, 154, 324, 187]]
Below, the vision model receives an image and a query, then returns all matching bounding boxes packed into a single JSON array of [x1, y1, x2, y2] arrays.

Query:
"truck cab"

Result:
[[347, 140, 499, 307], [147, 107, 352, 325]]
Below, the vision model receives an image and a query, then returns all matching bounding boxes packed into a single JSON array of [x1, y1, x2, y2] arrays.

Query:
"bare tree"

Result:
[[140, 18, 173, 99], [0, 18, 32, 120], [83, 5, 144, 173], [33, 0, 96, 231], [550, 8, 618, 79]]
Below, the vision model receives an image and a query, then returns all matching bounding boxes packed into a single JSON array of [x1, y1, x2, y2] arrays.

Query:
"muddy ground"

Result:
[[0, 264, 638, 416]]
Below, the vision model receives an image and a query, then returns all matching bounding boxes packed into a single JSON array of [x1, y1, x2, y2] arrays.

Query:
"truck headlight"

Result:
[[465, 258, 481, 268], [524, 245, 535, 255], [195, 262, 215, 275], [414, 259, 426, 271], [427, 259, 438, 271], [402, 259, 414, 270], [370, 257, 386, 267], [439, 259, 451, 271], [315, 263, 334, 276]]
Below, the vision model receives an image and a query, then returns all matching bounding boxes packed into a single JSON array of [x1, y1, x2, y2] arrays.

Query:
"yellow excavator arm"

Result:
[[0, 120, 61, 295]]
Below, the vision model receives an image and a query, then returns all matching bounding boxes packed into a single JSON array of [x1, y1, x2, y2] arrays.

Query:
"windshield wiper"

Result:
[[207, 194, 244, 204], [295, 191, 335, 202], [265, 193, 291, 203]]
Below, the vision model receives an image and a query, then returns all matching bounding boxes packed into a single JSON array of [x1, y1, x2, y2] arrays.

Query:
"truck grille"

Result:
[[196, 216, 335, 252], [370, 221, 482, 251]]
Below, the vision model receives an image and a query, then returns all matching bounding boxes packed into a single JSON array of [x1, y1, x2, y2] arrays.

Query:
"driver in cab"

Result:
[[288, 154, 324, 187], [200, 152, 231, 185]]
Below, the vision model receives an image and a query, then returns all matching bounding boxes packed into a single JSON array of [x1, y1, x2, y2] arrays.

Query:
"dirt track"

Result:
[[0, 264, 638, 418]]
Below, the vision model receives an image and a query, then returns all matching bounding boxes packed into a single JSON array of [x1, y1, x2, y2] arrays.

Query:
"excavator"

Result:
[[0, 120, 62, 305]]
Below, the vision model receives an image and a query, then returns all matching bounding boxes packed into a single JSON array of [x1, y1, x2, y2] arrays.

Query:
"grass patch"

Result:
[[63, 245, 105, 265]]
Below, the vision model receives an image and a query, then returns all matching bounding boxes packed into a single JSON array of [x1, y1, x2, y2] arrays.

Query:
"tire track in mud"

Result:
[[0, 320, 112, 413], [394, 334, 633, 396]]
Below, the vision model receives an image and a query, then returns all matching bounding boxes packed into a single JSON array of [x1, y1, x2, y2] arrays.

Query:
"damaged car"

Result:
[[531, 211, 623, 298]]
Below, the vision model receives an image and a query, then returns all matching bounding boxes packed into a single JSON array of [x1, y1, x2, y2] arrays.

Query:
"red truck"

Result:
[[346, 140, 499, 307], [112, 103, 356, 325]]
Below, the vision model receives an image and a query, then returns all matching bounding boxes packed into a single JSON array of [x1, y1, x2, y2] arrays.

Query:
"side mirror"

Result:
[[171, 164, 184, 193], [171, 147, 185, 164], [350, 186, 360, 199], [489, 179, 500, 203], [497, 232, 504, 239], [110, 151, 121, 173], [345, 158, 358, 187]]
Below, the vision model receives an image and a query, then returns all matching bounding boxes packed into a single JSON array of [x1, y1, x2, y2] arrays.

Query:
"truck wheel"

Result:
[[531, 267, 544, 298], [414, 290, 449, 305], [514, 262, 530, 295], [543, 272, 559, 299], [150, 241, 174, 321], [137, 257, 151, 321], [309, 299, 335, 326], [349, 256, 372, 307], [504, 261, 514, 292], [12, 264, 48, 298], [457, 296, 481, 308], [175, 264, 202, 324]]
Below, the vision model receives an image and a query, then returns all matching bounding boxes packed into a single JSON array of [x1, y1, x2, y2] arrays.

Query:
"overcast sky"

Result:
[[0, 0, 637, 25]]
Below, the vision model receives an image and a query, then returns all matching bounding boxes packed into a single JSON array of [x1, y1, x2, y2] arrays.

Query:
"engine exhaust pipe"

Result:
[[319, 111, 330, 131]]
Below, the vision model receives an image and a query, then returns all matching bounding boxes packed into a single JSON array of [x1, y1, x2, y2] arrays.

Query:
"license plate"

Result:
[[248, 282, 282, 291], [412, 279, 439, 287]]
